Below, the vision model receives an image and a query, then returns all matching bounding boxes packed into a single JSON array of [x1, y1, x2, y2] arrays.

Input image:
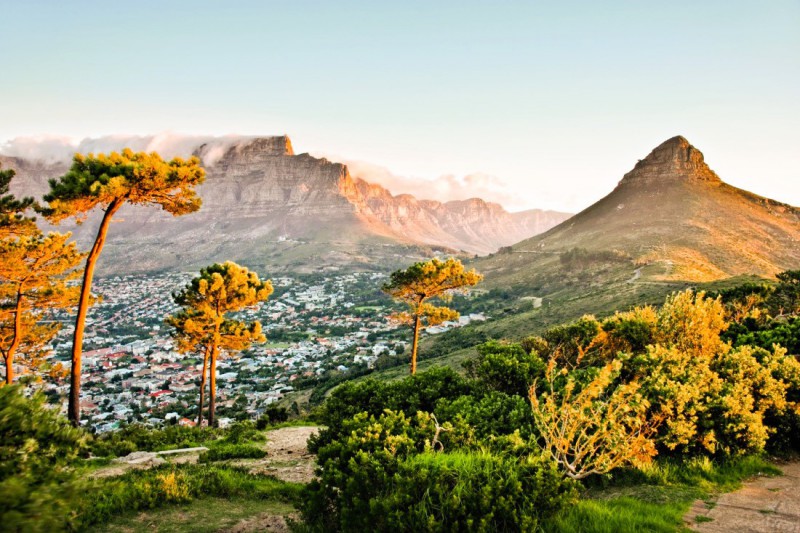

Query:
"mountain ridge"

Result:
[[1, 136, 570, 273]]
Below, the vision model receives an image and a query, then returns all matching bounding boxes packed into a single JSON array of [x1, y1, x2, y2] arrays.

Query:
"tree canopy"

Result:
[[0, 232, 84, 384], [383, 257, 482, 374], [0, 163, 37, 239], [44, 149, 205, 425], [168, 261, 272, 426]]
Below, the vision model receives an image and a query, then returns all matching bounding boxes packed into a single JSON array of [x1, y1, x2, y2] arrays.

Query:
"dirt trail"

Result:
[[247, 425, 320, 483], [686, 462, 800, 532]]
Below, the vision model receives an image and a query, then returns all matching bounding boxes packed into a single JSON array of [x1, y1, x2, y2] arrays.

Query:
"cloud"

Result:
[[0, 133, 255, 166], [1, 135, 531, 212], [321, 157, 526, 211]]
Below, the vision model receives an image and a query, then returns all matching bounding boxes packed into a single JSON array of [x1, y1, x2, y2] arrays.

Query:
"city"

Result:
[[39, 270, 485, 431]]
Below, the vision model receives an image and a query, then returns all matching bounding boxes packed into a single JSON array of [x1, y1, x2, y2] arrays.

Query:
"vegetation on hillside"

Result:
[[300, 285, 800, 531], [382, 257, 482, 374], [1, 155, 799, 531]]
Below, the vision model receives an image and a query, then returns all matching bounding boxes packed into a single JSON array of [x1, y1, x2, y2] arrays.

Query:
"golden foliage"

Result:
[[44, 149, 205, 224], [167, 261, 272, 425], [529, 359, 660, 479], [383, 257, 482, 374], [0, 232, 84, 383]]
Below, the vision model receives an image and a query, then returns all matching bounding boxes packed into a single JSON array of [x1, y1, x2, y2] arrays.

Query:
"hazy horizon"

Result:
[[1, 0, 798, 212]]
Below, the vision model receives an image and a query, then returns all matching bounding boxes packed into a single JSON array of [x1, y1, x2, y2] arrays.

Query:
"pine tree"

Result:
[[167, 261, 272, 426], [43, 149, 205, 425], [383, 257, 482, 374], [0, 232, 84, 384], [0, 163, 37, 239]]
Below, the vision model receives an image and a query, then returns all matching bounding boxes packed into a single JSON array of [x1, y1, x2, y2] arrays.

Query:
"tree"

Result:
[[167, 261, 272, 426], [773, 270, 800, 317], [0, 163, 37, 239], [382, 257, 482, 374], [0, 232, 84, 384], [43, 149, 205, 425], [529, 358, 660, 480]]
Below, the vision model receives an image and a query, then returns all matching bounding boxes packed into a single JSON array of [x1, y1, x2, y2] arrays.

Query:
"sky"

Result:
[[0, 0, 798, 212]]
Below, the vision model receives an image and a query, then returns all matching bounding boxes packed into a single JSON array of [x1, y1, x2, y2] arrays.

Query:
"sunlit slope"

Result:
[[483, 136, 799, 287], [445, 136, 800, 345]]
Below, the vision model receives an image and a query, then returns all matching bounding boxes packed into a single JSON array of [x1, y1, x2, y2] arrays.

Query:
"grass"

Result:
[[76, 464, 303, 531], [264, 341, 291, 349], [100, 497, 295, 533], [199, 443, 267, 462], [545, 497, 692, 533], [541, 455, 781, 532], [260, 419, 319, 431]]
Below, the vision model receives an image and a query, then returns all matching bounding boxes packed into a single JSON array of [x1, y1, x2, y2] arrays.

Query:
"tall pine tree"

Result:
[[167, 261, 272, 426], [44, 150, 205, 425]]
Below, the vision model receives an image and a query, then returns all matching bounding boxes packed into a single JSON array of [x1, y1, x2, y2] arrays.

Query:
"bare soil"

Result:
[[685, 461, 800, 532], [247, 426, 320, 483]]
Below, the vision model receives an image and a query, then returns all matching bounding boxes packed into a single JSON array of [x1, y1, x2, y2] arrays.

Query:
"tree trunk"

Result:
[[4, 288, 24, 385], [68, 199, 123, 426], [208, 345, 218, 427], [197, 344, 210, 426], [410, 313, 421, 375], [2, 354, 11, 385]]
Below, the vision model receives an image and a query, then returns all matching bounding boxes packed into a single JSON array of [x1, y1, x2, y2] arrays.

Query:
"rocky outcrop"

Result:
[[2, 136, 570, 272], [619, 135, 721, 185]]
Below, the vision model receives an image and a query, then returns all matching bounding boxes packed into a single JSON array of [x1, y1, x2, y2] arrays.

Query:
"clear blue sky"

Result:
[[1, 0, 798, 211]]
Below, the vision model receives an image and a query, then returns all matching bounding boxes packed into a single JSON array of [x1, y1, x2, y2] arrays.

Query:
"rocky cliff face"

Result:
[[619, 135, 721, 185], [2, 136, 570, 273]]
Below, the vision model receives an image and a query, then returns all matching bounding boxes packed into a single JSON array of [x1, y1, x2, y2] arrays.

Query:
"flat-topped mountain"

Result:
[[1, 135, 569, 273]]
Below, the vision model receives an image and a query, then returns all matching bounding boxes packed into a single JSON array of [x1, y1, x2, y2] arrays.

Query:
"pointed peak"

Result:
[[621, 135, 720, 185]]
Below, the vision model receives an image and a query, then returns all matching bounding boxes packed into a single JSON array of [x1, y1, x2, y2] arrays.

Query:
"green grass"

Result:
[[199, 443, 267, 462], [353, 305, 383, 312], [99, 497, 295, 533], [546, 497, 692, 533], [264, 341, 291, 349], [261, 419, 319, 430], [77, 464, 303, 531], [541, 455, 781, 532]]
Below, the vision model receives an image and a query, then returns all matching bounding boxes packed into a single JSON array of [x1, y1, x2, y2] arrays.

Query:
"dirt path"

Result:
[[247, 425, 320, 483], [685, 462, 800, 532]]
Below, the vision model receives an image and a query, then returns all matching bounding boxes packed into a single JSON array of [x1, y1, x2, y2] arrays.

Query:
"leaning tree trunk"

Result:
[[197, 344, 211, 426], [410, 314, 421, 375], [68, 199, 122, 426]]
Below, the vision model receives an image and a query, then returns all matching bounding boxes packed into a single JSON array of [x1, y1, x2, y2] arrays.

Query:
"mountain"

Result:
[[448, 136, 800, 343], [1, 136, 570, 274], [485, 135, 799, 283]]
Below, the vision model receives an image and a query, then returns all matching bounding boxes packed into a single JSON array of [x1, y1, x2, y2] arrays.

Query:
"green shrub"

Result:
[[90, 424, 222, 457], [379, 451, 576, 532], [200, 443, 267, 462], [223, 420, 264, 444], [256, 404, 289, 429], [464, 341, 545, 397], [434, 391, 534, 439], [0, 385, 88, 532], [314, 366, 473, 441], [302, 409, 476, 531]]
